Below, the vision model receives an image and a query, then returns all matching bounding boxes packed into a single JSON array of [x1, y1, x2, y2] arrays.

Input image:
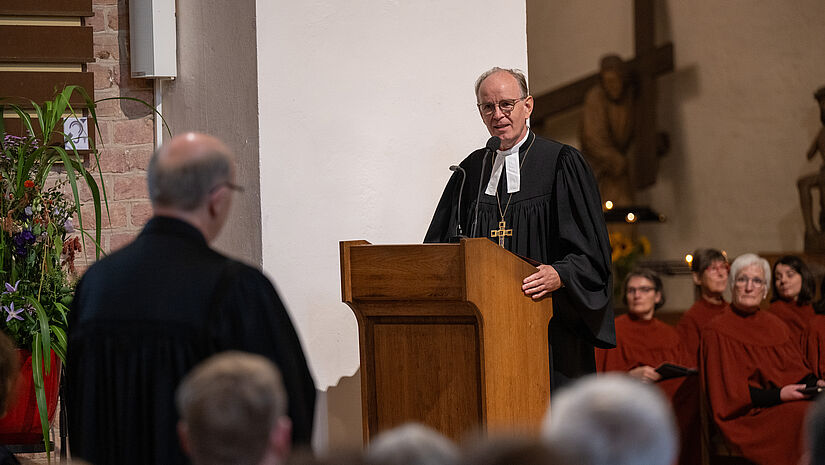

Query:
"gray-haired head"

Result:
[[474, 67, 529, 101], [176, 351, 288, 465], [365, 423, 460, 465], [148, 133, 235, 211], [541, 373, 678, 465], [728, 253, 771, 299]]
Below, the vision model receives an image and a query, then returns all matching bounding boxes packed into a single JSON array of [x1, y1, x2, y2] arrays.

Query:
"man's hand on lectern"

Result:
[[523, 264, 562, 300]]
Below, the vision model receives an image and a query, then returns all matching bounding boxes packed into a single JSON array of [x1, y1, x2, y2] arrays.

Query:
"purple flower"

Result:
[[3, 303, 23, 322], [64, 218, 75, 234], [20, 230, 34, 243], [24, 206, 32, 216], [2, 280, 20, 295]]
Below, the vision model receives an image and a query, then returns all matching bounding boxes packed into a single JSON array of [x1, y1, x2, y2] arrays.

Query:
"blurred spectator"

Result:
[[176, 351, 292, 465], [364, 423, 459, 465], [541, 373, 678, 465]]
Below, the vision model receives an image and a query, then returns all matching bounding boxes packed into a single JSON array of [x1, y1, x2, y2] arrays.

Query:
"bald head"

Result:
[[148, 133, 235, 211]]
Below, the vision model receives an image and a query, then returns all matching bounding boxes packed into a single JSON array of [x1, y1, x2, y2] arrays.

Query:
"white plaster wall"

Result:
[[528, 0, 825, 308], [256, 1, 528, 393]]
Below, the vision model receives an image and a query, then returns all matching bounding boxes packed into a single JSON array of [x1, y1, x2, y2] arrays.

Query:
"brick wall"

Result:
[[77, 0, 155, 268]]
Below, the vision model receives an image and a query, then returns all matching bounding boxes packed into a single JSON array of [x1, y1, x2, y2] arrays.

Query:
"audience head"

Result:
[[622, 268, 665, 319], [729, 253, 771, 313], [461, 436, 571, 465], [541, 373, 678, 465], [691, 248, 729, 299], [176, 351, 291, 465], [0, 332, 18, 417], [771, 255, 815, 305], [365, 423, 459, 465], [148, 132, 240, 242]]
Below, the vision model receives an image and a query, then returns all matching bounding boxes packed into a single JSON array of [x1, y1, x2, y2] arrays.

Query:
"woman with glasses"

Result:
[[676, 248, 730, 365], [769, 255, 816, 348], [595, 268, 700, 465], [701, 253, 824, 465]]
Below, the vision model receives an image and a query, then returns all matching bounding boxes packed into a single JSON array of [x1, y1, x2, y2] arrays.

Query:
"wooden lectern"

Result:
[[340, 238, 553, 443]]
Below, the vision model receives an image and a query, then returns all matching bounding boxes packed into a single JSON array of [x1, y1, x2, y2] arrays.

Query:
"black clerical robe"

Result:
[[66, 217, 316, 465], [425, 132, 615, 388]]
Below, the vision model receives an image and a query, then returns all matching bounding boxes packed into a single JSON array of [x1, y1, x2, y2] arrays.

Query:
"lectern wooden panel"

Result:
[[340, 238, 553, 443]]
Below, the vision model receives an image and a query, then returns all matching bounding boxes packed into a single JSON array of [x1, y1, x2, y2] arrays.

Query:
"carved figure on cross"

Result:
[[530, 0, 673, 206]]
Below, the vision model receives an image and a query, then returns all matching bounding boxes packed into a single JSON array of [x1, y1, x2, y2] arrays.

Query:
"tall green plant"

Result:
[[0, 86, 159, 458]]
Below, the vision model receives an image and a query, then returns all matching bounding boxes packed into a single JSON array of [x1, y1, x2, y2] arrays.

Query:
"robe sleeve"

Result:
[[675, 311, 701, 364], [701, 327, 753, 421], [424, 170, 462, 243], [804, 321, 825, 379], [212, 264, 317, 445], [550, 146, 615, 348]]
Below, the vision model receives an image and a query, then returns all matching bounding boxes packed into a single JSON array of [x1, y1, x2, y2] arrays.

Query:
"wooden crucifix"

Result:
[[531, 0, 674, 191]]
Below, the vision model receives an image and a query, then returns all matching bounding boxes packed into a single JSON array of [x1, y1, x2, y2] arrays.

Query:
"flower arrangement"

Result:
[[0, 86, 107, 456], [609, 231, 652, 300]]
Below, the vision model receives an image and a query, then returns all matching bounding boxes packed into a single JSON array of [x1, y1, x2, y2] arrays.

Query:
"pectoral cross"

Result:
[[490, 220, 512, 247]]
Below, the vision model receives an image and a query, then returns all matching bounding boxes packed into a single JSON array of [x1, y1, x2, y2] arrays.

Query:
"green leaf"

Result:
[[27, 297, 51, 374], [51, 325, 67, 364], [31, 335, 52, 458]]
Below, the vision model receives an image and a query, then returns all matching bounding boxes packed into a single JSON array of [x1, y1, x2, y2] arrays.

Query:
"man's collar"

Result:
[[498, 130, 530, 155], [141, 216, 209, 247]]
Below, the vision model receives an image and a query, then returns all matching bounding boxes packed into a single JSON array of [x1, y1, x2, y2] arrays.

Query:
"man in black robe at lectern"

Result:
[[66, 133, 316, 465], [425, 67, 615, 389]]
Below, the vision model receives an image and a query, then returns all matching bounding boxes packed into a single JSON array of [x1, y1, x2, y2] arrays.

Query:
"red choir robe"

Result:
[[596, 314, 700, 465], [701, 307, 814, 465], [768, 299, 815, 349], [676, 298, 728, 366], [804, 314, 825, 379]]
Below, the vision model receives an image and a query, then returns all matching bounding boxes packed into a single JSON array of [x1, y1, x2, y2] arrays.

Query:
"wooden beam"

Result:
[[0, 71, 95, 108], [632, 0, 659, 189], [0, 0, 93, 17], [0, 25, 94, 63], [531, 42, 673, 125]]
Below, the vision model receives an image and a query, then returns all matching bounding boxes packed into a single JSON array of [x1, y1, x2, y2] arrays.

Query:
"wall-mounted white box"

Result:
[[129, 0, 177, 79]]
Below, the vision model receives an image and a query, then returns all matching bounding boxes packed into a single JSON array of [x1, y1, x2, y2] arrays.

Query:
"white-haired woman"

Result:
[[701, 253, 824, 465]]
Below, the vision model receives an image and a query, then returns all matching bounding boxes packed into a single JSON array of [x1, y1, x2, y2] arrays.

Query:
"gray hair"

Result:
[[176, 351, 288, 465], [147, 148, 232, 211], [366, 423, 460, 465], [474, 67, 529, 101], [728, 253, 771, 298], [541, 373, 678, 465]]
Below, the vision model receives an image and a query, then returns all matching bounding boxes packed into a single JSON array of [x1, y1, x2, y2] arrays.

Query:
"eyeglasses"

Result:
[[626, 286, 656, 295], [734, 276, 765, 288], [477, 97, 526, 116], [210, 181, 244, 194]]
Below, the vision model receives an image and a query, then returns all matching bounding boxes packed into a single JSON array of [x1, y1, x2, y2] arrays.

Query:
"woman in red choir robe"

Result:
[[768, 255, 816, 348], [804, 276, 825, 379], [596, 269, 700, 465], [702, 253, 824, 465], [676, 248, 729, 366]]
